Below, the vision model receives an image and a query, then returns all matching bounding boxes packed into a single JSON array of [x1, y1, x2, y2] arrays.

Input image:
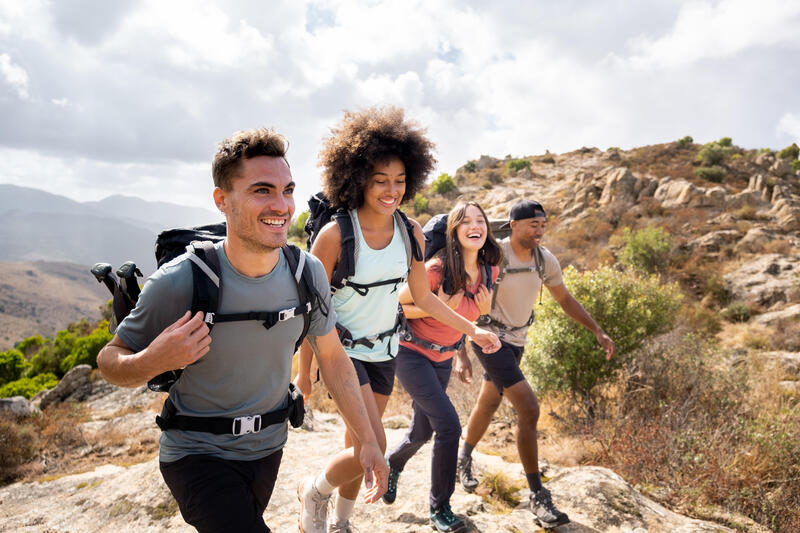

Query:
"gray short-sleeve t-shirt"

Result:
[[116, 242, 336, 463], [487, 238, 563, 347]]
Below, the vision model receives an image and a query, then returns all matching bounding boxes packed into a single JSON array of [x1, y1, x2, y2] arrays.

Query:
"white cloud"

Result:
[[777, 112, 800, 141], [0, 53, 29, 99], [627, 0, 800, 69]]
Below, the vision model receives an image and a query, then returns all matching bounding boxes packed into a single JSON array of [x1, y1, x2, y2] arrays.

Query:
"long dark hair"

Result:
[[436, 201, 502, 294]]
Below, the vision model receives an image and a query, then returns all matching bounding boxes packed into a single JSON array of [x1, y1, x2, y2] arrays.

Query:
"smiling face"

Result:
[[214, 155, 295, 253], [362, 157, 406, 215], [455, 204, 488, 252], [511, 216, 547, 249]]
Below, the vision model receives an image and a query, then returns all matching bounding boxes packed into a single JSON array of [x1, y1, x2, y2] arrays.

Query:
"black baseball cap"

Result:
[[499, 199, 546, 229]]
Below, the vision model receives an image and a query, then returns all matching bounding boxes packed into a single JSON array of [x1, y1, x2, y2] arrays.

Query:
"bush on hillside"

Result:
[[28, 345, 60, 378], [59, 321, 112, 373], [777, 142, 799, 161], [793, 160, 800, 173], [616, 226, 672, 273], [676, 135, 693, 147], [0, 373, 58, 399], [461, 161, 477, 173], [287, 210, 309, 244], [722, 301, 751, 323], [15, 335, 46, 357], [694, 165, 726, 182], [506, 158, 531, 172], [697, 140, 734, 166], [413, 193, 429, 214], [0, 349, 30, 386], [523, 265, 682, 413], [431, 173, 457, 195]]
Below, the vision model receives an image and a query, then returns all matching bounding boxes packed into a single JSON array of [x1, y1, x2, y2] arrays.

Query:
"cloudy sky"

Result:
[[1, 0, 799, 213]]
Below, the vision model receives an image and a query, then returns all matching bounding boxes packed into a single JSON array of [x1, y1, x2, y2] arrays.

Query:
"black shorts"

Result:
[[471, 340, 526, 394], [160, 450, 282, 533], [351, 357, 396, 396]]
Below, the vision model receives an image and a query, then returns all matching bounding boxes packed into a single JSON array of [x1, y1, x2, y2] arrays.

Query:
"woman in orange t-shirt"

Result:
[[383, 201, 502, 532]]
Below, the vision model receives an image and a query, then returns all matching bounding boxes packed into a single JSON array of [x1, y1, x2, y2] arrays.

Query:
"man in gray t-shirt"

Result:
[[98, 128, 388, 533], [456, 200, 615, 530]]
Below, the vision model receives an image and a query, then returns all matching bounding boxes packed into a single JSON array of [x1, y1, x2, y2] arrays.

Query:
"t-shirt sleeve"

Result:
[[426, 258, 444, 292], [115, 261, 194, 353], [541, 247, 563, 287], [305, 254, 338, 339]]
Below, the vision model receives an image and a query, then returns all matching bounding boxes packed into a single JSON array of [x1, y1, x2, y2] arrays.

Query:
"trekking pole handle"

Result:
[[91, 263, 118, 294], [116, 261, 142, 280]]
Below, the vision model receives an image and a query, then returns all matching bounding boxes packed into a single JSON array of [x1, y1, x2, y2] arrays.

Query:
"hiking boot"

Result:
[[298, 476, 331, 533], [328, 520, 356, 533], [529, 487, 569, 529], [457, 455, 478, 493], [430, 502, 466, 533], [382, 467, 400, 504]]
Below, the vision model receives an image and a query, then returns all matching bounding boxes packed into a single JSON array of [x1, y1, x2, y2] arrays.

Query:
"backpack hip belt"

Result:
[[399, 329, 466, 353], [156, 383, 305, 435], [337, 319, 401, 350], [477, 311, 535, 332]]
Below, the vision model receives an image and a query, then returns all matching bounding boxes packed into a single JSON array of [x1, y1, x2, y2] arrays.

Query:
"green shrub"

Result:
[[287, 210, 309, 244], [461, 161, 477, 173], [793, 160, 800, 173], [777, 142, 799, 161], [697, 140, 733, 166], [694, 165, 727, 182], [413, 193, 429, 214], [730, 153, 742, 160], [677, 135, 693, 147], [431, 173, 456, 195], [607, 146, 620, 152], [15, 335, 46, 357], [759, 147, 771, 154], [506, 158, 531, 172], [718, 137, 732, 147], [617, 226, 672, 273], [28, 345, 59, 378], [523, 265, 682, 411], [0, 373, 58, 399], [59, 321, 112, 373], [0, 350, 30, 386], [722, 301, 751, 323]]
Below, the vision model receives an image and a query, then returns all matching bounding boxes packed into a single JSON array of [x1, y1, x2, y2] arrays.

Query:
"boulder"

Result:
[[515, 166, 533, 180], [476, 154, 499, 170], [724, 254, 800, 308], [684, 230, 740, 254], [770, 198, 800, 231], [755, 152, 775, 167], [637, 178, 658, 200], [734, 226, 773, 254], [599, 167, 639, 206], [759, 351, 800, 377], [725, 190, 767, 211], [0, 395, 40, 418], [38, 364, 92, 410], [653, 179, 709, 208], [770, 158, 792, 177], [753, 303, 800, 326]]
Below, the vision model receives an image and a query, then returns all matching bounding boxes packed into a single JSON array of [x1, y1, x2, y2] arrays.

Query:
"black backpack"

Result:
[[93, 222, 322, 393]]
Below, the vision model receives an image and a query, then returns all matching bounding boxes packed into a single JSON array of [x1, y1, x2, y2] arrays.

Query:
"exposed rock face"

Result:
[[725, 189, 767, 210], [653, 178, 718, 208], [753, 304, 800, 326], [755, 152, 775, 167], [599, 167, 638, 206], [37, 364, 92, 410], [0, 395, 39, 418], [724, 254, 800, 308], [0, 410, 738, 533], [476, 154, 499, 170], [770, 198, 800, 231], [734, 226, 773, 254], [770, 158, 792, 177], [684, 230, 740, 254], [758, 351, 800, 377]]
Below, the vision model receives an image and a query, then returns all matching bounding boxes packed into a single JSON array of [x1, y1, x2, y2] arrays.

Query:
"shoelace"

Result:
[[388, 470, 398, 492], [311, 487, 330, 526], [534, 488, 559, 513], [437, 503, 457, 524]]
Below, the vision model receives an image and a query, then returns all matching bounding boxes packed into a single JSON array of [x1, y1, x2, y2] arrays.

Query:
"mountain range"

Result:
[[0, 184, 222, 275]]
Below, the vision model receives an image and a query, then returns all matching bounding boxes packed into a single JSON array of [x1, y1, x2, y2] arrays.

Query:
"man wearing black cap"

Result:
[[456, 199, 615, 529]]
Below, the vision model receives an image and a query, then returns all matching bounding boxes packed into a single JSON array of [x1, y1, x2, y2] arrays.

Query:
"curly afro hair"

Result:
[[319, 106, 437, 210]]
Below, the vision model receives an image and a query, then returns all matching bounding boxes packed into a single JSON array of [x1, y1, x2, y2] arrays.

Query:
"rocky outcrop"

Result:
[[753, 304, 800, 326], [0, 409, 739, 533], [36, 364, 92, 410], [724, 254, 800, 308], [725, 189, 768, 210], [684, 230, 740, 254], [770, 158, 792, 177], [653, 178, 722, 208], [0, 395, 39, 418], [476, 154, 499, 170], [734, 226, 773, 253], [599, 167, 638, 206], [770, 198, 800, 231], [758, 351, 800, 377]]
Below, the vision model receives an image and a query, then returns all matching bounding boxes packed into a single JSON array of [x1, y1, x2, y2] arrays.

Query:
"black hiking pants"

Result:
[[160, 449, 282, 533]]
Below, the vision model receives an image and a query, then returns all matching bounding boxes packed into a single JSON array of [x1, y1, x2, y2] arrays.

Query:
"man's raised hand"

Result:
[[146, 311, 212, 371]]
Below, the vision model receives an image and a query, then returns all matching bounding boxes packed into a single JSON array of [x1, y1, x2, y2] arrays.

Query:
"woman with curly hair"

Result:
[[296, 107, 501, 533], [382, 201, 502, 532]]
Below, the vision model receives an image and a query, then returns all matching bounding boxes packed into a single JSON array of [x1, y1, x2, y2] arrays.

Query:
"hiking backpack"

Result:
[[304, 192, 423, 351], [93, 222, 322, 393]]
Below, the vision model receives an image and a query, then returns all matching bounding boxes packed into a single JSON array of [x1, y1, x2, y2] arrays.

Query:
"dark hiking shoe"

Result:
[[457, 455, 478, 493], [529, 487, 569, 529], [430, 503, 466, 533], [382, 467, 400, 504]]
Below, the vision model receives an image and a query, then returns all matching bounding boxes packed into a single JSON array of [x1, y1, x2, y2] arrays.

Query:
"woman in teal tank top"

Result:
[[296, 107, 501, 533]]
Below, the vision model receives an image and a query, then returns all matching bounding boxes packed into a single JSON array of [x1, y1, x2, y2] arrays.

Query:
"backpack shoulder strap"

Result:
[[394, 210, 423, 267], [282, 244, 313, 349], [187, 241, 222, 322], [330, 210, 356, 290], [482, 262, 494, 291]]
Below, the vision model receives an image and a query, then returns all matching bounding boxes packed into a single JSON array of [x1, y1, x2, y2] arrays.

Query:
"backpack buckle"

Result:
[[232, 415, 262, 436], [278, 307, 296, 321], [204, 312, 215, 325]]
